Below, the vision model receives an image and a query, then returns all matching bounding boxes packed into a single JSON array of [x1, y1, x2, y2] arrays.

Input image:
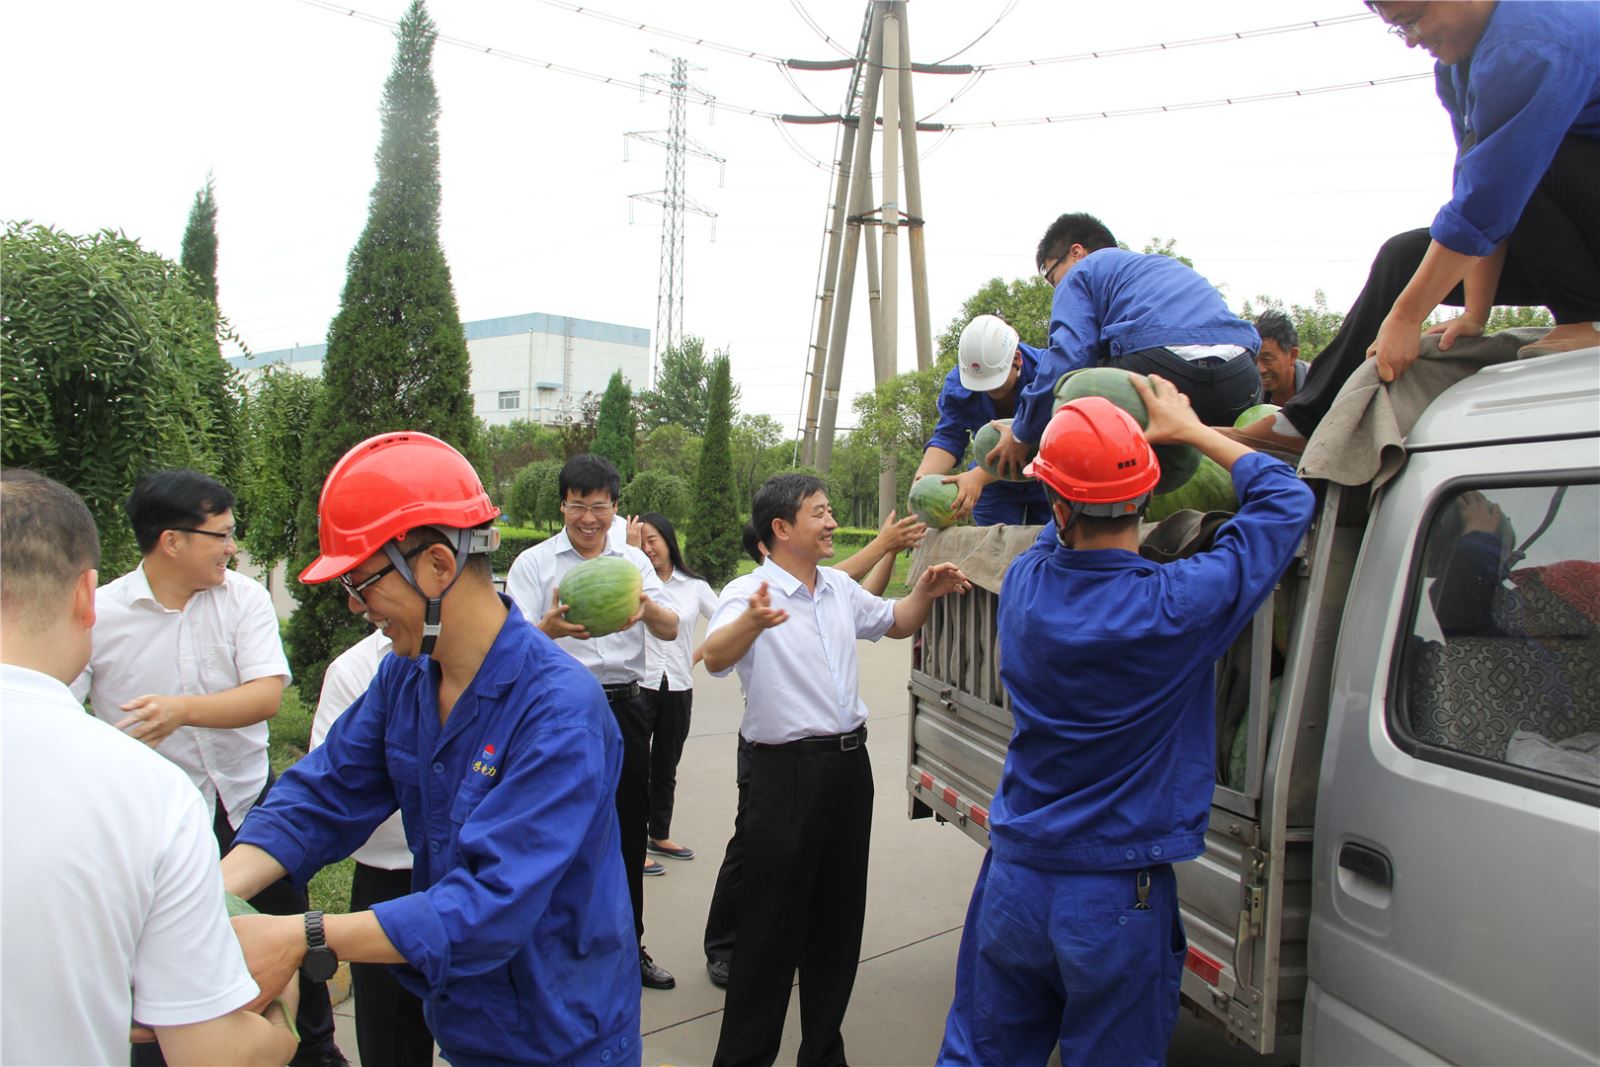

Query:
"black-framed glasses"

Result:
[[173, 526, 237, 545], [1385, 5, 1427, 40], [339, 545, 430, 606], [1038, 255, 1064, 285]]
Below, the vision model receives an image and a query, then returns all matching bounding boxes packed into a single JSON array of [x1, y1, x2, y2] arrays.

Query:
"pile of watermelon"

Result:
[[557, 556, 643, 636]]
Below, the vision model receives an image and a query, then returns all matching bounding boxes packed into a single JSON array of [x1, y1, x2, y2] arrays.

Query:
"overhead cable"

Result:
[[971, 12, 1377, 70], [528, 0, 787, 64], [941, 72, 1432, 130], [930, 0, 1020, 65]]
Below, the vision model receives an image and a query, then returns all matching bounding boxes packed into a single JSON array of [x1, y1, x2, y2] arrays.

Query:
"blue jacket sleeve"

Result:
[[1014, 275, 1103, 444], [1166, 453, 1316, 663], [925, 368, 976, 459], [369, 703, 618, 986], [1432, 40, 1598, 256], [234, 683, 400, 881]]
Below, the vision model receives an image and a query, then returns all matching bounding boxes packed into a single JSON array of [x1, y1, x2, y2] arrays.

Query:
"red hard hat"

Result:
[[1023, 397, 1160, 510], [300, 431, 500, 584]]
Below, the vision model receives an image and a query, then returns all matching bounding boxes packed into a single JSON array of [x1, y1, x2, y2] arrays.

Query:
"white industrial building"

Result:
[[229, 311, 651, 426]]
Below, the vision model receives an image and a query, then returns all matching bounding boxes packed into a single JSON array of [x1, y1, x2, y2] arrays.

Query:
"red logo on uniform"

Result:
[[484, 744, 496, 755]]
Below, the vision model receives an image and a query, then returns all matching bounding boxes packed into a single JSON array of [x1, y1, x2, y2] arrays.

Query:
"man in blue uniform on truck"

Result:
[[914, 314, 1050, 526], [219, 431, 640, 1067], [985, 212, 1263, 477], [938, 375, 1315, 1067]]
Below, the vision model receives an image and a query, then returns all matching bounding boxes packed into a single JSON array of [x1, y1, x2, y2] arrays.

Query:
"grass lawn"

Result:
[[268, 686, 354, 914]]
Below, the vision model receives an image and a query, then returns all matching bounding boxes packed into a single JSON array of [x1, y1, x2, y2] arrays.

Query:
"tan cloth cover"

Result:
[[1297, 327, 1548, 492]]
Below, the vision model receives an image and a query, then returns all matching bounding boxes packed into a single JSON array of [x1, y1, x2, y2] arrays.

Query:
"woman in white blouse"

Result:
[[636, 512, 719, 870]]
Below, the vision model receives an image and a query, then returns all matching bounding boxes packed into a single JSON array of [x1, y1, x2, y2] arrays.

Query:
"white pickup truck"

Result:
[[905, 349, 1600, 1066]]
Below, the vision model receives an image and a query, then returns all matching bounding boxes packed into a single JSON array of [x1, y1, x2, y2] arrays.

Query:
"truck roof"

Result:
[[1407, 345, 1600, 451]]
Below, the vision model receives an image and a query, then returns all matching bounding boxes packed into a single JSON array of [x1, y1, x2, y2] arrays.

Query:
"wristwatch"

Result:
[[301, 911, 339, 983]]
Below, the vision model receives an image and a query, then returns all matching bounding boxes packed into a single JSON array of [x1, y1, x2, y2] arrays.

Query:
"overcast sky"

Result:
[[2, 0, 1456, 430]]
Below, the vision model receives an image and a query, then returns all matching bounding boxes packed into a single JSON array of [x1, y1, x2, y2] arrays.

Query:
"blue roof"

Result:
[[229, 312, 649, 371]]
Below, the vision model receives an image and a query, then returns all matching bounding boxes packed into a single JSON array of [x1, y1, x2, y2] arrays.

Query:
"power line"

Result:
[[941, 72, 1432, 130], [788, 0, 857, 60], [970, 12, 1377, 71], [528, 0, 787, 64], [929, 0, 1020, 65]]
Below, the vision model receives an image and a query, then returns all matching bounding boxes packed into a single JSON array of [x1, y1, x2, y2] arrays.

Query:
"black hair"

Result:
[[1044, 484, 1144, 543], [741, 523, 766, 564], [125, 469, 235, 554], [746, 473, 828, 554], [1, 469, 102, 628], [1254, 309, 1299, 353], [397, 527, 494, 582], [637, 511, 703, 580], [559, 454, 621, 503], [1036, 212, 1118, 272]]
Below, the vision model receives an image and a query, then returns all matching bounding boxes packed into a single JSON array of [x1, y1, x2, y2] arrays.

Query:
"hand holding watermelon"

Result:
[[942, 467, 992, 521], [1130, 374, 1200, 445], [540, 589, 593, 640], [982, 421, 1033, 481]]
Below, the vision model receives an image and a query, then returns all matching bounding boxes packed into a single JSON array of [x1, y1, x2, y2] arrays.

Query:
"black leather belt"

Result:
[[748, 726, 867, 753], [602, 681, 640, 700]]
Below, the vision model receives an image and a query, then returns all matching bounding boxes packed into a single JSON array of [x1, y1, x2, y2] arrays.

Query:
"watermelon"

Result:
[[1227, 676, 1282, 791], [908, 474, 963, 529], [1052, 367, 1201, 494], [1234, 402, 1280, 429], [225, 893, 257, 918], [557, 556, 643, 637], [1145, 455, 1237, 523], [970, 419, 1034, 482]]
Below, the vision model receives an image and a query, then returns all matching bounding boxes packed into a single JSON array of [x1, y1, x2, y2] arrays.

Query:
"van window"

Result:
[[1396, 482, 1600, 800]]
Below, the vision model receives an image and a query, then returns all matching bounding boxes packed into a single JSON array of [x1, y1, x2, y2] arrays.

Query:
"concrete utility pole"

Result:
[[799, 2, 960, 522], [627, 51, 724, 385]]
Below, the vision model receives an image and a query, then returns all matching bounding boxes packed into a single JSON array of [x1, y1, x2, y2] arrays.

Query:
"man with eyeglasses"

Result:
[[72, 469, 346, 1067], [1230, 0, 1600, 457], [507, 452, 682, 991]]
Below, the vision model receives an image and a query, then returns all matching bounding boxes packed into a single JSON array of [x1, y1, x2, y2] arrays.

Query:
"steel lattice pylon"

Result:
[[627, 51, 723, 383]]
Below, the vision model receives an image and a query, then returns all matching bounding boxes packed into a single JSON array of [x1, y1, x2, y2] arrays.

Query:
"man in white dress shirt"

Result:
[[71, 468, 343, 1067], [1, 469, 297, 1067], [506, 453, 681, 991], [702, 472, 970, 1067]]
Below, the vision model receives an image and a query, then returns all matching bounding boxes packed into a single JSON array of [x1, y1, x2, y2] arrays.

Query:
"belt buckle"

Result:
[[840, 733, 861, 751]]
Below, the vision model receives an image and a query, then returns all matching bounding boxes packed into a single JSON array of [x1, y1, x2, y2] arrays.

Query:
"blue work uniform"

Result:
[[938, 452, 1314, 1067], [1430, 0, 1600, 258], [1011, 249, 1262, 445], [236, 601, 640, 1067], [925, 355, 1050, 526]]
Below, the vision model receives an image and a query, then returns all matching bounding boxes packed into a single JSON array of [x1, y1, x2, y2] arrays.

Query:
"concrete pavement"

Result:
[[330, 629, 1300, 1066]]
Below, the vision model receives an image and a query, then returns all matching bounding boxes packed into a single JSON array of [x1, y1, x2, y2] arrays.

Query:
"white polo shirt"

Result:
[[71, 565, 291, 827], [311, 630, 412, 871], [2, 664, 259, 1066], [644, 569, 718, 692], [505, 529, 668, 687], [707, 558, 896, 745]]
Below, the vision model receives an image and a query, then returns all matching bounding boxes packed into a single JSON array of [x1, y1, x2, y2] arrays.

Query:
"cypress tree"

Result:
[[591, 370, 637, 484], [179, 175, 219, 304], [286, 0, 479, 696], [686, 355, 739, 587]]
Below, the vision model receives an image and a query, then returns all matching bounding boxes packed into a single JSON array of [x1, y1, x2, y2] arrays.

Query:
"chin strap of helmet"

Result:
[[384, 526, 501, 657]]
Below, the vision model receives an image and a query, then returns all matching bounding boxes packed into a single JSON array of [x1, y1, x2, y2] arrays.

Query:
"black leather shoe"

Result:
[[289, 1044, 351, 1067], [641, 948, 676, 990], [706, 958, 730, 988]]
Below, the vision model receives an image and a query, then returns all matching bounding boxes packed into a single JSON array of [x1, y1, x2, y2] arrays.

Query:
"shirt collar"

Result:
[[756, 556, 832, 599], [552, 527, 621, 560], [0, 662, 79, 705], [125, 562, 163, 607]]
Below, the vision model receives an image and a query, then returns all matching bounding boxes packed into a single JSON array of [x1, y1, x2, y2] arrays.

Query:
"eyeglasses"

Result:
[[339, 545, 430, 606], [173, 526, 237, 545], [1038, 255, 1064, 285], [1385, 5, 1427, 40], [561, 501, 617, 518]]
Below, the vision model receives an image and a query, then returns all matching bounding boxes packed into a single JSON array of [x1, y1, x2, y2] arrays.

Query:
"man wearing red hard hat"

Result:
[[220, 431, 642, 1067], [937, 377, 1315, 1067]]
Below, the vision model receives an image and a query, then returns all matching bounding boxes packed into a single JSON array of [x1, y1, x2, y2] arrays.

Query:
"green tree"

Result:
[[827, 429, 883, 527], [1241, 290, 1346, 360], [591, 370, 637, 483], [286, 0, 480, 698], [554, 390, 602, 459], [619, 469, 692, 527], [239, 367, 324, 569], [482, 419, 563, 502], [687, 355, 740, 586], [0, 223, 239, 578], [637, 336, 738, 434], [508, 459, 562, 529], [1485, 306, 1555, 332], [1138, 236, 1194, 269], [934, 275, 1055, 365], [179, 174, 219, 304], [638, 423, 701, 474], [730, 414, 787, 510]]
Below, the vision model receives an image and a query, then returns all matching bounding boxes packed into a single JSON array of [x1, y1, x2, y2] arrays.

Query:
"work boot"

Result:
[[641, 947, 676, 990]]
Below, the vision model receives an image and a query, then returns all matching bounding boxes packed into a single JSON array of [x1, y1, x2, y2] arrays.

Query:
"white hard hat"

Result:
[[958, 315, 1021, 393]]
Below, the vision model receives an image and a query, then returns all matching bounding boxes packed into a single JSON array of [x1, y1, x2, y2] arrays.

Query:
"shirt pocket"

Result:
[[199, 642, 242, 691], [450, 774, 495, 825], [385, 745, 423, 825]]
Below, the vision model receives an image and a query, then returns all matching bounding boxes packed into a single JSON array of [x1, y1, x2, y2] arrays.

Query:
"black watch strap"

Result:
[[301, 910, 338, 983]]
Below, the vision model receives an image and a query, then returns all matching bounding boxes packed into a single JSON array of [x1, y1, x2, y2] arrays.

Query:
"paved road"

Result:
[[332, 627, 1300, 1066]]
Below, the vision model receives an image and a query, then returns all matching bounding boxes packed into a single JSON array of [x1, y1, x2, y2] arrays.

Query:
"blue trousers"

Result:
[[938, 852, 1186, 1067]]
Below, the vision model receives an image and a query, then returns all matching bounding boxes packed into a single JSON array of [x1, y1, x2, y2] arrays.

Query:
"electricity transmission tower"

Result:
[[627, 50, 724, 383]]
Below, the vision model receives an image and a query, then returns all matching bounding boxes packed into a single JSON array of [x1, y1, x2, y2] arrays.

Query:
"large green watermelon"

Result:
[[1234, 402, 1280, 429], [1052, 367, 1201, 494], [908, 475, 963, 529], [557, 556, 643, 637], [970, 419, 1034, 482], [1145, 455, 1237, 523]]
